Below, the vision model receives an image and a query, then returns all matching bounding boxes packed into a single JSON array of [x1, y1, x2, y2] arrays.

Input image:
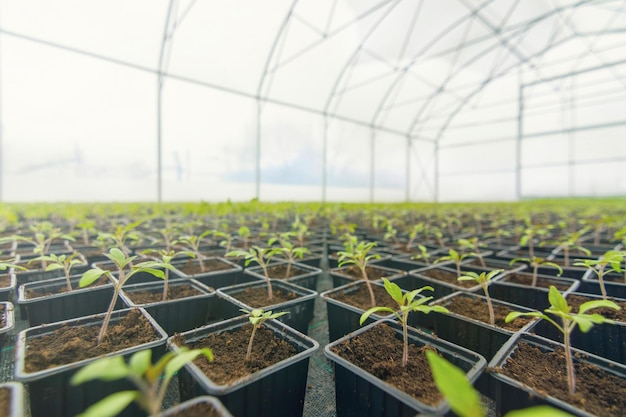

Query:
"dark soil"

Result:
[[25, 276, 110, 298], [445, 295, 533, 331], [229, 285, 297, 307], [125, 284, 203, 304], [0, 387, 9, 417], [604, 272, 626, 284], [175, 259, 234, 275], [266, 263, 307, 279], [420, 269, 475, 288], [335, 265, 395, 281], [566, 294, 626, 322], [503, 273, 571, 290], [0, 304, 5, 328], [328, 284, 398, 313], [168, 402, 221, 417], [25, 309, 158, 372], [0, 274, 9, 288], [496, 342, 626, 416], [330, 323, 443, 406], [174, 324, 296, 385]]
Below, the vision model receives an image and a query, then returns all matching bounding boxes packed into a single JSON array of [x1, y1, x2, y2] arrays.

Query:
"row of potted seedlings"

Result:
[[0, 203, 624, 417]]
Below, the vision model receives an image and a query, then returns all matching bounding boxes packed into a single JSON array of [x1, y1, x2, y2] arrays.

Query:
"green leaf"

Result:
[[505, 405, 575, 417], [75, 391, 139, 417], [106, 248, 127, 265], [71, 356, 129, 385], [128, 350, 152, 376], [425, 350, 483, 417], [44, 263, 65, 272], [80, 268, 107, 287], [548, 286, 570, 313], [164, 348, 214, 378], [505, 311, 545, 323], [360, 307, 396, 324], [578, 299, 620, 316], [381, 278, 402, 305]]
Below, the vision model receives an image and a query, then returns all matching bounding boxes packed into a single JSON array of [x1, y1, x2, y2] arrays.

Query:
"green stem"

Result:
[[162, 268, 169, 302], [246, 324, 258, 361], [360, 265, 376, 308], [483, 284, 495, 326], [402, 316, 409, 367], [98, 283, 120, 345], [563, 323, 576, 395], [597, 265, 607, 300]]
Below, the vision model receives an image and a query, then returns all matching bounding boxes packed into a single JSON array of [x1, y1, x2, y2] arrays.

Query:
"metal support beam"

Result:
[[405, 135, 410, 202], [434, 141, 439, 202], [322, 115, 328, 202], [516, 78, 523, 201], [369, 128, 375, 203], [256, 101, 261, 200]]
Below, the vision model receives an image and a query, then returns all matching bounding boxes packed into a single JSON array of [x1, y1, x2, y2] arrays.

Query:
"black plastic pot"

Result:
[[324, 319, 487, 417], [14, 308, 168, 417], [320, 280, 401, 341], [170, 316, 319, 417], [120, 279, 240, 336], [0, 381, 24, 417], [529, 291, 626, 364], [488, 332, 626, 416], [246, 262, 322, 291], [581, 269, 626, 299], [326, 244, 393, 270], [329, 264, 406, 288], [0, 301, 15, 350], [489, 272, 579, 310], [12, 263, 89, 287], [18, 274, 125, 326], [217, 280, 317, 334], [171, 257, 251, 289], [391, 264, 505, 301], [158, 396, 234, 417], [0, 273, 15, 302]]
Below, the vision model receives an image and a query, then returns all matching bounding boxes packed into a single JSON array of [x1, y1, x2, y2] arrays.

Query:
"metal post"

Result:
[[322, 115, 328, 202], [568, 78, 576, 196], [369, 128, 375, 202], [434, 141, 439, 202], [405, 136, 410, 202], [516, 76, 523, 201], [255, 99, 261, 200]]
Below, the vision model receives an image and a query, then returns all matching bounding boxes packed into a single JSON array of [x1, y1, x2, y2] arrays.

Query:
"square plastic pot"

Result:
[[246, 262, 322, 291], [0, 273, 15, 302], [17, 274, 125, 326], [0, 302, 15, 351], [324, 319, 487, 417], [158, 396, 233, 417], [581, 269, 626, 299], [320, 280, 400, 341], [217, 280, 317, 335], [120, 279, 240, 336], [14, 307, 168, 417], [329, 264, 406, 288], [13, 263, 90, 287], [488, 332, 626, 416], [170, 316, 319, 417], [171, 257, 251, 289], [0, 382, 24, 417], [488, 272, 579, 310]]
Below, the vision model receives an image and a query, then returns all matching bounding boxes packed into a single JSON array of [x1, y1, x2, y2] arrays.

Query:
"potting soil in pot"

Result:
[[231, 286, 297, 307], [444, 296, 533, 331], [0, 387, 9, 416], [176, 259, 233, 275], [421, 269, 475, 288], [126, 284, 203, 304], [327, 284, 396, 311]]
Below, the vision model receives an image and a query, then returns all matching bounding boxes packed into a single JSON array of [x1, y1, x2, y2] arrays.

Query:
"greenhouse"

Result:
[[0, 1, 625, 416]]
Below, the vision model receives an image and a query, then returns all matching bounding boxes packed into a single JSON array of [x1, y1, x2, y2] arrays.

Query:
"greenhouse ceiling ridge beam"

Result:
[[523, 57, 626, 86], [0, 28, 435, 141], [522, 119, 626, 139], [522, 155, 626, 170]]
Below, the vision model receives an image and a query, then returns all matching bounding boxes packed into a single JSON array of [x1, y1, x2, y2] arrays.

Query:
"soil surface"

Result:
[[604, 272, 626, 283], [25, 276, 110, 298], [0, 274, 9, 288], [175, 258, 234, 275], [334, 265, 395, 281], [566, 293, 626, 322], [330, 323, 443, 406], [496, 342, 626, 416], [229, 285, 297, 307], [168, 402, 221, 417], [327, 284, 398, 313], [125, 284, 203, 304], [503, 273, 571, 290], [25, 309, 158, 372], [0, 387, 9, 417], [445, 295, 532, 331], [174, 324, 296, 385], [265, 263, 307, 279], [420, 269, 475, 288]]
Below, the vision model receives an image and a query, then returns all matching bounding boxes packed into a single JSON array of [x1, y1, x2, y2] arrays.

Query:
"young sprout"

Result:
[[410, 244, 432, 265], [434, 249, 476, 279], [213, 230, 234, 256], [542, 229, 591, 267], [0, 259, 27, 276], [458, 269, 503, 326], [1, 223, 76, 268], [177, 230, 213, 272], [337, 236, 381, 308], [506, 286, 620, 395], [458, 238, 486, 268], [238, 226, 252, 249], [509, 256, 563, 287], [227, 245, 277, 300], [519, 224, 550, 259], [140, 249, 195, 301], [404, 223, 425, 251], [96, 220, 143, 259], [425, 350, 573, 417], [79, 248, 170, 345], [574, 250, 623, 299], [268, 235, 309, 278], [30, 252, 83, 292], [241, 308, 288, 362], [70, 347, 213, 417], [359, 278, 448, 367]]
